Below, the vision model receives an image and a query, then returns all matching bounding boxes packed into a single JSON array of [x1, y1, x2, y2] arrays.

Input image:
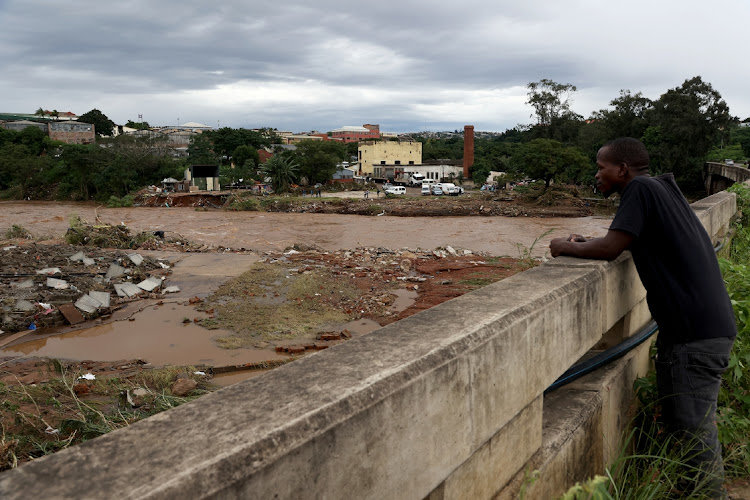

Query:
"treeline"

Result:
[[0, 128, 186, 201], [2, 75, 748, 201], [414, 76, 750, 192]]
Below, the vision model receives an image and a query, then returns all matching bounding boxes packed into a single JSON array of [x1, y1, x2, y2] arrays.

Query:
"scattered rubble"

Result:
[[0, 243, 174, 334]]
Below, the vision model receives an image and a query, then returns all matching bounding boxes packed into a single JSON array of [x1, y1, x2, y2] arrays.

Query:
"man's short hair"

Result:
[[602, 137, 649, 172]]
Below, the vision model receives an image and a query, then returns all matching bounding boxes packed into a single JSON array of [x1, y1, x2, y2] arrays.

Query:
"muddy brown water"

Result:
[[0, 201, 613, 257], [0, 201, 614, 380]]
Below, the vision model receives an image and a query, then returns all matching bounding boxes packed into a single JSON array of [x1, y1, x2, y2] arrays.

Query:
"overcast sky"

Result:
[[2, 1, 749, 133]]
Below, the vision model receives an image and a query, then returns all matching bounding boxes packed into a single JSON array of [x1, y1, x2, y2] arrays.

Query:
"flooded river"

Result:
[[0, 201, 614, 377], [0, 201, 613, 257]]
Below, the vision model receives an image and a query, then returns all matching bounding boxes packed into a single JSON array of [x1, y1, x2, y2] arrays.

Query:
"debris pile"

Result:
[[0, 243, 177, 334]]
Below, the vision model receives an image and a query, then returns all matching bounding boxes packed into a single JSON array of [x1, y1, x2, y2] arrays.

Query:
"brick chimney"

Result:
[[463, 125, 474, 178]]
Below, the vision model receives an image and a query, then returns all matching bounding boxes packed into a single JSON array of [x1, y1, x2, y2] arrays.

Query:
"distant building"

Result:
[[1, 120, 47, 132], [330, 124, 380, 143], [282, 134, 324, 145], [186, 165, 221, 191], [332, 164, 355, 182], [48, 121, 96, 144], [357, 140, 422, 177]]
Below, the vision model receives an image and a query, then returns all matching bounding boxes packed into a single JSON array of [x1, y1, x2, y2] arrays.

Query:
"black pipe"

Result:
[[544, 321, 657, 394], [545, 240, 725, 394]]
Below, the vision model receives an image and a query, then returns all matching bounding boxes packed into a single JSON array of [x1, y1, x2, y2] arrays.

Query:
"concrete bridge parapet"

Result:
[[0, 192, 737, 500], [704, 161, 750, 195]]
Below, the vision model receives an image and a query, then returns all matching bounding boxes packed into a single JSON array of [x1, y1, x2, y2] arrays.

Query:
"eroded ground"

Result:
[[0, 237, 532, 469]]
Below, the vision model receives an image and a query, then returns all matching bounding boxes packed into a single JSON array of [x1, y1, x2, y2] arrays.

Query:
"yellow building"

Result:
[[357, 140, 422, 177]]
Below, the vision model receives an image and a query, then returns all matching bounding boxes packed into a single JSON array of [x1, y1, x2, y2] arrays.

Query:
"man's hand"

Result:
[[549, 230, 633, 260], [566, 234, 587, 242], [550, 237, 569, 257]]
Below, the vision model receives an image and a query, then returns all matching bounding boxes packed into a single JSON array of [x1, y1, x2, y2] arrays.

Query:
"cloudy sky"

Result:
[[2, 1, 749, 133]]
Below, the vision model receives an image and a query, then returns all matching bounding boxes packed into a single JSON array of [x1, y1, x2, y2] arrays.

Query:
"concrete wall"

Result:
[[0, 191, 736, 500], [705, 161, 750, 194]]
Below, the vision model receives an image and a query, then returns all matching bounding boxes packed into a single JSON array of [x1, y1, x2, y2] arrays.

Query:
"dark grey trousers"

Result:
[[655, 336, 735, 497]]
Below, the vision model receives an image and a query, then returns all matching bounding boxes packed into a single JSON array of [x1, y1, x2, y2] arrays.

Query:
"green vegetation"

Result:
[[198, 262, 363, 346], [560, 183, 750, 497], [4, 224, 32, 240], [0, 361, 210, 471], [413, 76, 744, 195]]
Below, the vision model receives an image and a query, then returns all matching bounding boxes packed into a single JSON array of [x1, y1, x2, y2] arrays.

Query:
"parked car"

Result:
[[725, 159, 735, 165], [421, 185, 431, 196], [385, 186, 406, 195], [431, 186, 444, 196]]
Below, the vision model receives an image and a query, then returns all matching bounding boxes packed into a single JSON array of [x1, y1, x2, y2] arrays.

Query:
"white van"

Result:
[[385, 186, 406, 195], [422, 179, 436, 188]]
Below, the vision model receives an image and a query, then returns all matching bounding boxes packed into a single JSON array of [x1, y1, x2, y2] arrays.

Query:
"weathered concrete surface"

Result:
[[496, 389, 604, 500], [0, 263, 610, 499], [426, 397, 543, 500], [0, 190, 737, 499]]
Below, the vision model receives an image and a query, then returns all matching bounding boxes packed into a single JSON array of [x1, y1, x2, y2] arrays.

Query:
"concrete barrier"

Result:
[[0, 191, 736, 500]]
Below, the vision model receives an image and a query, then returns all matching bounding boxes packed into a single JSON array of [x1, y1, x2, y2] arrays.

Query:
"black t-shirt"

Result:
[[609, 174, 737, 343]]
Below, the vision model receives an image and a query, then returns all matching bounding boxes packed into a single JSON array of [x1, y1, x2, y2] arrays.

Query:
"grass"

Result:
[[559, 183, 750, 498], [4, 224, 32, 240], [198, 262, 362, 346], [0, 361, 210, 471]]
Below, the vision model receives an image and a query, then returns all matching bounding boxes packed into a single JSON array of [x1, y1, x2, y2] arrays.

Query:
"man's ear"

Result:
[[618, 163, 628, 177]]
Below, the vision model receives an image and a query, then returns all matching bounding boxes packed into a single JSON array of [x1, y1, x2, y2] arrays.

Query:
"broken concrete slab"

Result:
[[88, 291, 110, 308], [82, 257, 96, 266], [114, 282, 142, 297], [163, 286, 180, 294], [105, 264, 126, 279], [127, 253, 144, 266], [75, 294, 102, 314], [12, 279, 34, 289], [47, 277, 69, 289], [58, 303, 85, 325], [136, 276, 162, 292], [69, 251, 85, 262], [37, 267, 61, 275], [13, 300, 36, 312]]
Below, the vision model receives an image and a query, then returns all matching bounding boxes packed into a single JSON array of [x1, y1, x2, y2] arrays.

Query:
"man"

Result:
[[550, 137, 736, 496]]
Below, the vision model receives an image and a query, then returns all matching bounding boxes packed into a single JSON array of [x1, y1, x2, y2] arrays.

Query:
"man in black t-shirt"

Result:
[[550, 138, 736, 497]]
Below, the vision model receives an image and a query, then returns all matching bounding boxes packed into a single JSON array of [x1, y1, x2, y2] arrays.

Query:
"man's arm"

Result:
[[549, 229, 633, 261]]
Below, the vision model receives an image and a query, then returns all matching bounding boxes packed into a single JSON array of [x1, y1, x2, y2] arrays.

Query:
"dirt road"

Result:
[[0, 201, 613, 258]]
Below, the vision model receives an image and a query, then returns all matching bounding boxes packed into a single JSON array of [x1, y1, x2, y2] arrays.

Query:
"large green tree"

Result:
[[78, 109, 116, 137], [644, 76, 733, 188], [510, 139, 590, 187], [289, 140, 346, 185], [526, 79, 581, 141]]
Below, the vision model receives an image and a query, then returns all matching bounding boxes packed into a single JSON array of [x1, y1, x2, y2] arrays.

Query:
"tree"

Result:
[[526, 79, 578, 140], [288, 140, 346, 185], [510, 139, 590, 187], [470, 161, 491, 187], [599, 90, 653, 140], [78, 108, 116, 137], [203, 127, 269, 164], [261, 154, 299, 193], [187, 134, 219, 164], [645, 76, 733, 189], [125, 120, 151, 130]]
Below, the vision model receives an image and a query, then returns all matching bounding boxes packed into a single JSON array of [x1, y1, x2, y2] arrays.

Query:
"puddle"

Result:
[[1, 301, 288, 367], [211, 369, 269, 387], [390, 288, 418, 312]]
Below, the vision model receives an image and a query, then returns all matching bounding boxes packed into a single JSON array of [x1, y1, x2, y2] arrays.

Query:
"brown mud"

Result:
[[0, 198, 615, 469]]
